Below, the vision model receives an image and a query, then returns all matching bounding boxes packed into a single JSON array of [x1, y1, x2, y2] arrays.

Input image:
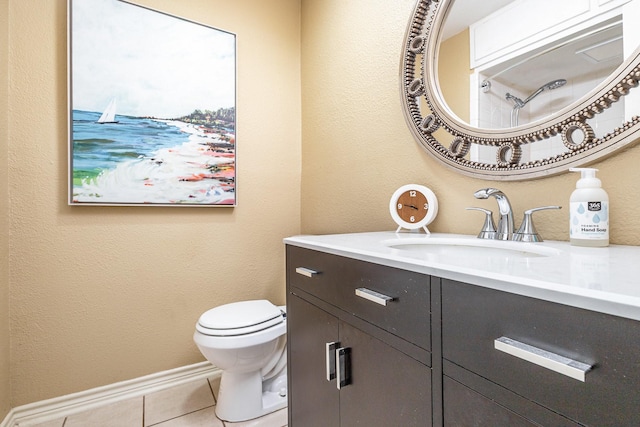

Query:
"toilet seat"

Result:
[[196, 300, 284, 337]]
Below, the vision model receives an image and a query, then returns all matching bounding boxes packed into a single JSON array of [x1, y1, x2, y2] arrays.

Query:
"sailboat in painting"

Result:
[[97, 98, 118, 124]]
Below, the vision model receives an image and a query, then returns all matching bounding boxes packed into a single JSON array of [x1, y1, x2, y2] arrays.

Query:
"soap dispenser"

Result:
[[569, 168, 609, 247]]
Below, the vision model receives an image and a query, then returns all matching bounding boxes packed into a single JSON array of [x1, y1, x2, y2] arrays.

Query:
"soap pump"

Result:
[[569, 168, 609, 247]]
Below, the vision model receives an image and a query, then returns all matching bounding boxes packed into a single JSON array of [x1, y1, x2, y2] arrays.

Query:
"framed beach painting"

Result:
[[68, 0, 236, 206]]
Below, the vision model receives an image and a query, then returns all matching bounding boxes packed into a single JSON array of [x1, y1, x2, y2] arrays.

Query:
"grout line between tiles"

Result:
[[145, 405, 216, 427], [206, 378, 217, 404]]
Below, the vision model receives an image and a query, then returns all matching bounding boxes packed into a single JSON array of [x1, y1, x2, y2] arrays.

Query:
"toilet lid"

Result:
[[197, 300, 284, 336]]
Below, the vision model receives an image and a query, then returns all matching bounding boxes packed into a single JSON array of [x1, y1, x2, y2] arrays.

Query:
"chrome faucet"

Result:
[[470, 188, 562, 242], [473, 188, 514, 240]]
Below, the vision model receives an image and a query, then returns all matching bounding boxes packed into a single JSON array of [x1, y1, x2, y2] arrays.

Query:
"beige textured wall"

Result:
[[300, 0, 640, 246], [439, 29, 470, 123], [8, 0, 300, 406], [1, 0, 10, 419]]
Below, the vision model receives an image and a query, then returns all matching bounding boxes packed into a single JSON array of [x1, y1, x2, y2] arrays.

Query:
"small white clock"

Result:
[[389, 184, 438, 233]]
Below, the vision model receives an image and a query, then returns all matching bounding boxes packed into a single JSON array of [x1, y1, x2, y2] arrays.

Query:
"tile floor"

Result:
[[20, 375, 288, 427]]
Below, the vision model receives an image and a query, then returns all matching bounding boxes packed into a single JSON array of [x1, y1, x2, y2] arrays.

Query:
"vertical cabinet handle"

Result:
[[326, 342, 351, 389], [355, 287, 394, 306], [295, 267, 319, 277], [336, 347, 351, 389], [326, 342, 337, 381], [494, 336, 593, 382]]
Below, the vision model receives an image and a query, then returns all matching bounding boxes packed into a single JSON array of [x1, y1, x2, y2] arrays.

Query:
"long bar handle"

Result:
[[355, 288, 394, 306], [494, 336, 592, 382], [296, 267, 319, 278], [326, 342, 337, 381], [336, 347, 351, 389]]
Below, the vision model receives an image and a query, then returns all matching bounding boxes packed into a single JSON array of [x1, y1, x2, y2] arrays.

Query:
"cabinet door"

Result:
[[339, 321, 432, 426], [288, 293, 432, 426], [288, 294, 340, 427]]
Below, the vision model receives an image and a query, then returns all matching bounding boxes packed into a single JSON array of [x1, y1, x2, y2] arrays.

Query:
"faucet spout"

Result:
[[473, 188, 514, 240]]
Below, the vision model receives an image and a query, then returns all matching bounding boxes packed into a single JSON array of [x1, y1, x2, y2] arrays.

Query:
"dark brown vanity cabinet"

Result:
[[286, 245, 640, 426], [286, 246, 432, 426]]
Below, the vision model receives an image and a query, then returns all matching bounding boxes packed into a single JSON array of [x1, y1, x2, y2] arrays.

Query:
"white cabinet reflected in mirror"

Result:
[[401, 0, 640, 180]]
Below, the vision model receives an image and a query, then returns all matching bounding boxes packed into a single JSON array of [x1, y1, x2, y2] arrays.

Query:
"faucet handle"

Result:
[[512, 206, 562, 242], [466, 207, 497, 239]]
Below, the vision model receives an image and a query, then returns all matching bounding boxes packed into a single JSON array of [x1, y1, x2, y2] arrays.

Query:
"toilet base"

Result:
[[215, 370, 288, 422]]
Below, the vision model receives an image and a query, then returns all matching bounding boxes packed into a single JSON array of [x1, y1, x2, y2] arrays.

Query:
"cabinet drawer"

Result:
[[287, 246, 430, 351], [442, 279, 640, 426], [443, 374, 580, 427]]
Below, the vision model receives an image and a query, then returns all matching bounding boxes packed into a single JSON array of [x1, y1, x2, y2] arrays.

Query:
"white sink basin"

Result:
[[382, 236, 561, 259]]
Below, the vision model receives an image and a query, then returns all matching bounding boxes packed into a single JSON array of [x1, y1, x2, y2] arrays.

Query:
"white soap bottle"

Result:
[[569, 168, 609, 247]]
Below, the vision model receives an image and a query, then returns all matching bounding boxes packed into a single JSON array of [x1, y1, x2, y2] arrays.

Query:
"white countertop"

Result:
[[284, 231, 640, 321]]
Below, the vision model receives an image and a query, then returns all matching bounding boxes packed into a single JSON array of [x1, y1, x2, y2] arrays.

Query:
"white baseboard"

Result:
[[1, 362, 221, 427]]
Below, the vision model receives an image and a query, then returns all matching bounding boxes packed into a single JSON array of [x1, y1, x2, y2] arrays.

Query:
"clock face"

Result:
[[389, 184, 438, 231], [396, 190, 429, 224]]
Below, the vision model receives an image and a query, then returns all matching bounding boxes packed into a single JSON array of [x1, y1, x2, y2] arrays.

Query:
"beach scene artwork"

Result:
[[69, 0, 236, 206]]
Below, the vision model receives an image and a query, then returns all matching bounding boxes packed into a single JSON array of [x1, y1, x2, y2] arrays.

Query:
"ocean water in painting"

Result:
[[71, 110, 235, 205]]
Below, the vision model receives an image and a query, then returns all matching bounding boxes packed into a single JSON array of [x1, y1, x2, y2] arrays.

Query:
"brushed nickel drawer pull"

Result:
[[295, 267, 319, 278], [494, 336, 592, 382], [355, 288, 394, 306]]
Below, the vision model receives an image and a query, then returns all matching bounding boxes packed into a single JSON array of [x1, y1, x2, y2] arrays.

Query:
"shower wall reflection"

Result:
[[473, 73, 624, 162]]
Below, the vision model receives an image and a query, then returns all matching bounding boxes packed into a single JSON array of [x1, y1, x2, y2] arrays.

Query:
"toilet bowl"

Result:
[[193, 300, 287, 422]]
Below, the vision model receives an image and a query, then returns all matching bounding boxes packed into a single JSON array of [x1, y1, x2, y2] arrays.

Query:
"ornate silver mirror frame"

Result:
[[401, 0, 640, 180]]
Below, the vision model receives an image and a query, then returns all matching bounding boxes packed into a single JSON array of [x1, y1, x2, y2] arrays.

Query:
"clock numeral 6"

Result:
[[410, 215, 416, 222]]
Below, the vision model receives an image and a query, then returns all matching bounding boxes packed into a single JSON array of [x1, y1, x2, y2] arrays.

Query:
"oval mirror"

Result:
[[401, 0, 640, 180]]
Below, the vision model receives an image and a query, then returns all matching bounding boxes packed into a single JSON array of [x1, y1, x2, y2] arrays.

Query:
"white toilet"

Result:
[[193, 299, 287, 422]]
